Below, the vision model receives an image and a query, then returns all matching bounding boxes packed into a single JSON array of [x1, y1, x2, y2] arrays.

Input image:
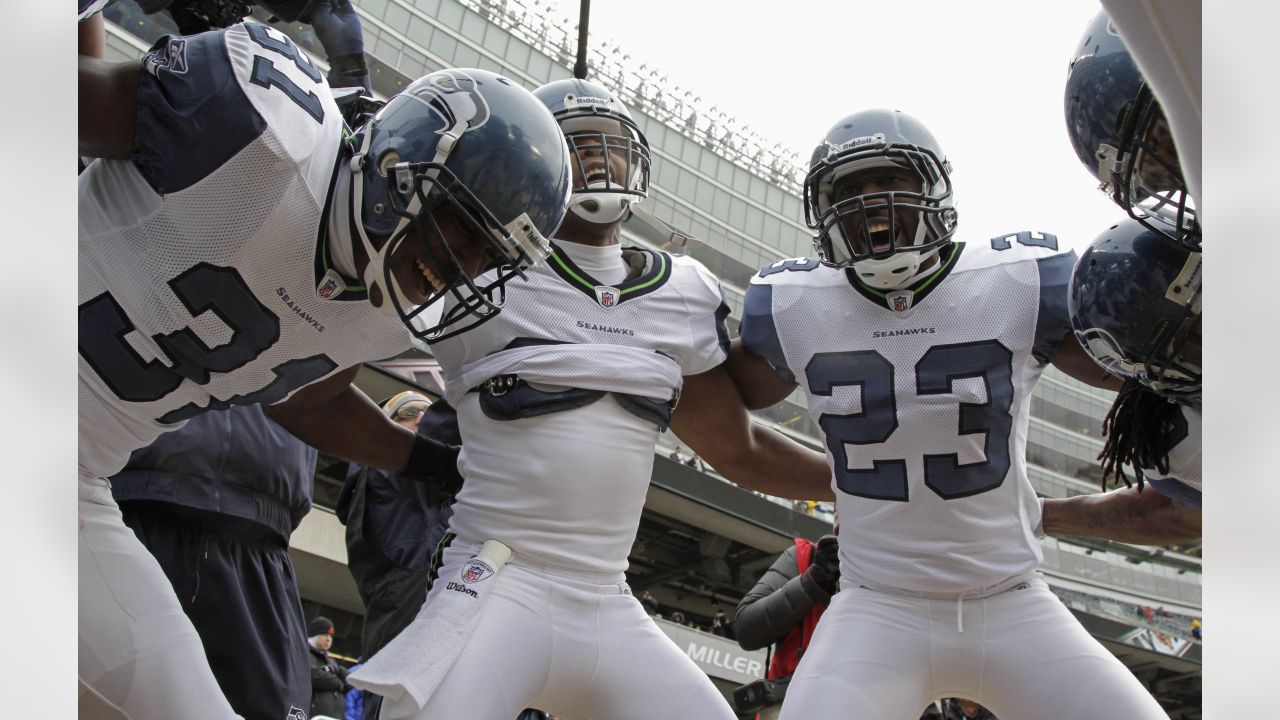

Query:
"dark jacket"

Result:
[[309, 645, 350, 719], [110, 404, 317, 541], [734, 542, 832, 652]]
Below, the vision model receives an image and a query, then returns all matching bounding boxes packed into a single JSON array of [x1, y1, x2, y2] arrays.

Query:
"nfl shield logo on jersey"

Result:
[[887, 290, 914, 312], [316, 269, 347, 299], [462, 559, 495, 584], [595, 286, 620, 308]]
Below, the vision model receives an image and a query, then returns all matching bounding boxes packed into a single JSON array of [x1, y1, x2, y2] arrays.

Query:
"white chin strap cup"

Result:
[[852, 247, 939, 291], [569, 192, 630, 224]]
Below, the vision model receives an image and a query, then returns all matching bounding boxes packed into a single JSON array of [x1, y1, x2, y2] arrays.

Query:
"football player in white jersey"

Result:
[[1065, 10, 1199, 251], [1042, 217, 1202, 545], [726, 110, 1169, 718], [78, 25, 571, 719], [349, 79, 832, 720]]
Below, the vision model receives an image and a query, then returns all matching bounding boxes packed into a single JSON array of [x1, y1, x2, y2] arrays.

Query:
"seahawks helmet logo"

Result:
[[1075, 327, 1143, 378], [416, 69, 491, 135]]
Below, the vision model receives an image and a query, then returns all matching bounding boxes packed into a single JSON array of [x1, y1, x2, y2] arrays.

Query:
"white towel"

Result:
[[348, 540, 512, 719]]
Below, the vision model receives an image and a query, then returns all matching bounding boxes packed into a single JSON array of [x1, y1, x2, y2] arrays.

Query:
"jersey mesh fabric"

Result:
[[746, 240, 1074, 595], [78, 25, 410, 480], [433, 250, 730, 574], [433, 251, 728, 404]]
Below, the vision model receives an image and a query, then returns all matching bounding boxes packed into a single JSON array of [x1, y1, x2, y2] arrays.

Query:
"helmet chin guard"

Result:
[[568, 181, 635, 224], [850, 246, 941, 290]]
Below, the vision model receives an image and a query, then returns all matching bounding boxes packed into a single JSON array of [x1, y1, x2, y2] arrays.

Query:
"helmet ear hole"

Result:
[[378, 151, 400, 176]]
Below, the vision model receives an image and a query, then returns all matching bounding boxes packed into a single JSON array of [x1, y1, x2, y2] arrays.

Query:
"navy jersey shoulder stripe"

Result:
[[131, 29, 267, 194], [712, 294, 731, 357], [1145, 477, 1202, 509], [739, 282, 795, 383], [1031, 250, 1077, 364]]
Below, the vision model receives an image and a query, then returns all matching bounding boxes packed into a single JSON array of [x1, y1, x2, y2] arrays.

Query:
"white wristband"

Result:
[[1033, 497, 1046, 539]]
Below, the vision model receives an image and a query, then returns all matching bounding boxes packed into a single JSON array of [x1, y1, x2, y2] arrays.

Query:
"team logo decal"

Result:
[[414, 69, 491, 135], [595, 286, 620, 308], [285, 706, 307, 720], [461, 559, 495, 584], [144, 37, 188, 75], [887, 290, 914, 312], [1075, 328, 1144, 377]]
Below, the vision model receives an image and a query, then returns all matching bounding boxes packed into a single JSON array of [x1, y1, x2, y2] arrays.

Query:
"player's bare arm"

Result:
[[263, 364, 419, 473], [79, 56, 140, 159], [1042, 485, 1201, 545], [724, 339, 798, 410], [671, 363, 833, 501], [1050, 334, 1124, 391]]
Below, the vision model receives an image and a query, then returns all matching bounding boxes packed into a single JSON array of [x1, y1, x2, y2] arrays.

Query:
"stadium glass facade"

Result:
[[100, 0, 1199, 624]]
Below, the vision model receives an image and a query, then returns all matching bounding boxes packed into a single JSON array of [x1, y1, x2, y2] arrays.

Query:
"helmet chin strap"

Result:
[[851, 245, 942, 291], [569, 192, 630, 224], [327, 170, 359, 279]]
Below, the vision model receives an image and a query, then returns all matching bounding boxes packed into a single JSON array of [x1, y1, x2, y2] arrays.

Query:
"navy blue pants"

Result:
[[120, 502, 312, 720]]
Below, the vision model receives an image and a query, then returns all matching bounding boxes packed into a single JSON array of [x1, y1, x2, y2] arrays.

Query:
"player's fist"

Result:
[[806, 534, 840, 595]]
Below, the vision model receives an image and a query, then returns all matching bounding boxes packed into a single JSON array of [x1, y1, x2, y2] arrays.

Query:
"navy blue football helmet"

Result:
[[1070, 217, 1202, 399], [1064, 11, 1199, 250], [803, 109, 957, 290], [533, 78, 651, 225], [350, 68, 571, 341]]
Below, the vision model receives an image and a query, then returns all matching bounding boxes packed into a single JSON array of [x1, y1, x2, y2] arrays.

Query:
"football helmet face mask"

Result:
[[1069, 217, 1202, 399], [1064, 11, 1199, 250], [804, 109, 957, 290], [533, 78, 650, 225], [350, 68, 572, 342]]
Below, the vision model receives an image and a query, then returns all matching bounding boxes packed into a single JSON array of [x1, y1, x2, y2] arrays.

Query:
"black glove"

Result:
[[805, 534, 840, 595], [399, 434, 464, 498]]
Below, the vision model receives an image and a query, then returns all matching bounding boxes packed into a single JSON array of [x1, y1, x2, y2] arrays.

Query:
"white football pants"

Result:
[[78, 476, 241, 720], [778, 576, 1168, 720], [399, 538, 737, 720]]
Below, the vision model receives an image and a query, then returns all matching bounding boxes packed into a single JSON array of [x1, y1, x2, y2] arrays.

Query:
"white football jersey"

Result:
[[742, 235, 1077, 595], [78, 23, 411, 480], [432, 244, 730, 574], [1143, 401, 1202, 508]]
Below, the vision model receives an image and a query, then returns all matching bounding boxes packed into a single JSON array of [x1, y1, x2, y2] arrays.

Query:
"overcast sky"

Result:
[[544, 0, 1122, 254]]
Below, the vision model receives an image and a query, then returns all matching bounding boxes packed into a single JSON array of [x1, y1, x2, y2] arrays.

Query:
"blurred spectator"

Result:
[[711, 606, 731, 638], [734, 534, 839, 677], [670, 610, 688, 626], [942, 698, 998, 720], [1191, 617, 1202, 640], [308, 616, 351, 719], [335, 392, 460, 720], [640, 590, 660, 616], [669, 445, 689, 464], [109, 404, 316, 719], [686, 454, 706, 472]]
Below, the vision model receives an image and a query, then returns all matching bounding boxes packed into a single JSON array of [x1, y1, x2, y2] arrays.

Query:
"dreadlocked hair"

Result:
[[1097, 379, 1183, 491]]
